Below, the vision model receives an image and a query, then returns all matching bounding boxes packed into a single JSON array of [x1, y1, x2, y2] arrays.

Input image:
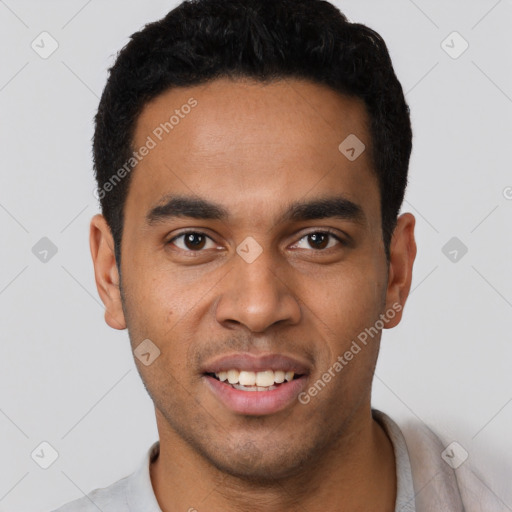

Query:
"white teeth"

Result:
[[239, 371, 256, 386], [274, 370, 285, 383], [227, 369, 239, 384], [214, 369, 297, 387], [256, 370, 275, 387], [232, 383, 278, 392]]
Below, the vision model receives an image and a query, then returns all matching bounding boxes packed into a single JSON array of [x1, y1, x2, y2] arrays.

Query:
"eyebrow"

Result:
[[145, 194, 365, 226]]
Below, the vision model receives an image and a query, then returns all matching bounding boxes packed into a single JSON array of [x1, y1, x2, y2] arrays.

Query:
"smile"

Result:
[[201, 353, 310, 414], [208, 369, 298, 391]]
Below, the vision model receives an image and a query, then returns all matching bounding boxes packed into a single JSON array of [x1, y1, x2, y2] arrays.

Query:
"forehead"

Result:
[[126, 78, 379, 228]]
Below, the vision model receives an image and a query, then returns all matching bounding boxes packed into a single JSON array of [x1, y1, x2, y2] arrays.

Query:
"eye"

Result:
[[292, 230, 345, 251], [168, 231, 217, 252]]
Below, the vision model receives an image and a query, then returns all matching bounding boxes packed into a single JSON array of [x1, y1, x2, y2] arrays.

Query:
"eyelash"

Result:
[[167, 229, 347, 253]]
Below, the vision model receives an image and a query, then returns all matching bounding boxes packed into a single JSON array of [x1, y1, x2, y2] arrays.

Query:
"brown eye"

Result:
[[168, 231, 215, 252], [183, 233, 206, 250], [307, 232, 330, 250], [293, 230, 344, 251]]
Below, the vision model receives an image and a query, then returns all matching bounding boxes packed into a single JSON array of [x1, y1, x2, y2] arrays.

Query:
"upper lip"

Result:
[[202, 353, 311, 375]]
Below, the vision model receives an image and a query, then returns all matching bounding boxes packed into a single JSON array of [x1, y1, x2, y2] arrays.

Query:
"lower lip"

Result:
[[203, 375, 308, 416]]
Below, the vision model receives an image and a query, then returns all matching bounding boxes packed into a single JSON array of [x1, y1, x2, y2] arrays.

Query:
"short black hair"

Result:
[[93, 0, 412, 268]]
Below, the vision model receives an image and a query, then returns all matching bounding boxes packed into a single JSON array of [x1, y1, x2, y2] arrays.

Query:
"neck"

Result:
[[149, 407, 396, 512]]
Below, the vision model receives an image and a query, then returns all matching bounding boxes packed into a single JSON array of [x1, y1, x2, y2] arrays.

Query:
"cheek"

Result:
[[123, 264, 189, 326], [124, 270, 204, 368], [316, 263, 385, 329], [304, 261, 386, 388]]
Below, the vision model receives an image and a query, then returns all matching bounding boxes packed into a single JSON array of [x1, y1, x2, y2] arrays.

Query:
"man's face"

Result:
[[92, 78, 413, 480]]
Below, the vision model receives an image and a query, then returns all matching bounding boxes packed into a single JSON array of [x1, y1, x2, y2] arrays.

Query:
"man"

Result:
[[52, 0, 504, 510]]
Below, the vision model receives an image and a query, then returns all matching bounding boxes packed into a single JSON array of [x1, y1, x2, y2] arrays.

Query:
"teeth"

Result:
[[274, 370, 285, 383], [214, 369, 296, 387], [239, 371, 256, 386], [256, 370, 274, 387], [227, 369, 239, 384], [232, 383, 278, 392]]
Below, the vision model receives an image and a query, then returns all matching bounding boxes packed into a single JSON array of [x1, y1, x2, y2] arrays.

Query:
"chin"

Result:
[[212, 453, 306, 483], [199, 436, 315, 483]]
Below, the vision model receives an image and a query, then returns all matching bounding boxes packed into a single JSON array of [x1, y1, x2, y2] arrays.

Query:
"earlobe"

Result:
[[89, 214, 127, 330], [384, 213, 417, 329]]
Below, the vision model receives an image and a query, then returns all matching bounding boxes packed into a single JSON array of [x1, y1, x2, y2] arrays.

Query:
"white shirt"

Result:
[[50, 409, 506, 511]]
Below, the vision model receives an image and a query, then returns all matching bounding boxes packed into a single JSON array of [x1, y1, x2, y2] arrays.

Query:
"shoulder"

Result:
[[50, 474, 130, 512], [49, 441, 160, 512], [397, 414, 510, 512]]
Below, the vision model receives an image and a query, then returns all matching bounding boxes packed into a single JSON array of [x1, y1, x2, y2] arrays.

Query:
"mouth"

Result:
[[201, 353, 310, 415], [205, 369, 303, 392]]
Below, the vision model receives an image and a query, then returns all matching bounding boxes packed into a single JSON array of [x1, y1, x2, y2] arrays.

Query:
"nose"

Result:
[[214, 245, 302, 333]]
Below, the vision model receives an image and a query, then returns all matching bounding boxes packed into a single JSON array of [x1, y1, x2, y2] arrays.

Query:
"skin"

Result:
[[90, 78, 416, 512]]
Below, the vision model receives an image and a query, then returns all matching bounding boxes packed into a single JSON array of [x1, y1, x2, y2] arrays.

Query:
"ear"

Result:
[[383, 213, 417, 328], [89, 214, 127, 330]]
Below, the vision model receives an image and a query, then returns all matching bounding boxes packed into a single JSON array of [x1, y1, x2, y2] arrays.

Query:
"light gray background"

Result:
[[0, 0, 511, 510]]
